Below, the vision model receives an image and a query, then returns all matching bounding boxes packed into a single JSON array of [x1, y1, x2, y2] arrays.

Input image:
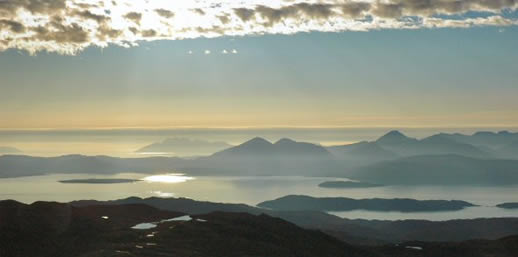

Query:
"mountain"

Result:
[[496, 140, 518, 159], [211, 137, 330, 158], [136, 138, 232, 156], [0, 146, 21, 154], [0, 200, 374, 257], [328, 130, 490, 165], [440, 131, 518, 149], [376, 130, 418, 146], [347, 154, 518, 185], [327, 141, 399, 164], [418, 134, 490, 157], [200, 137, 340, 176], [375, 131, 489, 158], [257, 195, 475, 212], [1, 131, 516, 179]]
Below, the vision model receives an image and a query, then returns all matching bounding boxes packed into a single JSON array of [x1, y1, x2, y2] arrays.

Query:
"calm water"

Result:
[[1, 173, 518, 221]]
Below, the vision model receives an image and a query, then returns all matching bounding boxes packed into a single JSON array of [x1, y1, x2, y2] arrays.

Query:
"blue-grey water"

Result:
[[1, 173, 517, 221]]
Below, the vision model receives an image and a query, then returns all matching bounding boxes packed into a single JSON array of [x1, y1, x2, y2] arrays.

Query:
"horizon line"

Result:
[[1, 125, 518, 132]]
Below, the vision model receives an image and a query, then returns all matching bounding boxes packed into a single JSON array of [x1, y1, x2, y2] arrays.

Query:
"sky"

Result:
[[1, 0, 518, 130]]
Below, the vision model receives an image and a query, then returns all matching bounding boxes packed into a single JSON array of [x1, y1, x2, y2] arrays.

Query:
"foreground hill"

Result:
[[71, 196, 262, 215], [347, 154, 518, 185], [72, 197, 518, 245], [2, 199, 518, 257], [374, 235, 518, 257], [0, 200, 183, 257], [0, 200, 374, 257]]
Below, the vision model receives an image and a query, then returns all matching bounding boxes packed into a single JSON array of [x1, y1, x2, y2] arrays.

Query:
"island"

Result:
[[496, 203, 518, 209], [257, 195, 476, 212], [318, 181, 383, 188], [58, 179, 141, 184]]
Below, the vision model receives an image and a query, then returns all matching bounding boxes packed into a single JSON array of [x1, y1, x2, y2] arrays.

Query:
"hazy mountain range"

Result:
[[1, 130, 518, 185], [136, 138, 232, 156], [0, 146, 21, 154]]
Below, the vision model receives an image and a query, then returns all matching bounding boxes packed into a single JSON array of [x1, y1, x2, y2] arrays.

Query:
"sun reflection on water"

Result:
[[143, 174, 194, 183]]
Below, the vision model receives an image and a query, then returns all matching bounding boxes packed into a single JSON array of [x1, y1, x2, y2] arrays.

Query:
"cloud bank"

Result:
[[0, 0, 517, 54]]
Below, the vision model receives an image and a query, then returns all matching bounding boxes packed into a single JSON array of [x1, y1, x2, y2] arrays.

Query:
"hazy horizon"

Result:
[[1, 127, 517, 157]]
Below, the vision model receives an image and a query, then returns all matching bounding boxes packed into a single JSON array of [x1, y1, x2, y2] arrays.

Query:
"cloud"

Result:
[[0, 0, 516, 54], [124, 12, 142, 25], [155, 8, 174, 18]]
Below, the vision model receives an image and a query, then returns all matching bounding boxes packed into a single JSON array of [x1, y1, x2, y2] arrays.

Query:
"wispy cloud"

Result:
[[1, 0, 517, 54]]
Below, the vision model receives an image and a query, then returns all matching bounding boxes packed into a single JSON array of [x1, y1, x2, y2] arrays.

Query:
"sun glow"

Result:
[[143, 174, 194, 183]]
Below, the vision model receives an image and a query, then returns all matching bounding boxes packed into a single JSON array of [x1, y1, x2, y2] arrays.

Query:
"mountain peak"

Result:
[[274, 138, 297, 145], [376, 130, 412, 144], [244, 137, 272, 145]]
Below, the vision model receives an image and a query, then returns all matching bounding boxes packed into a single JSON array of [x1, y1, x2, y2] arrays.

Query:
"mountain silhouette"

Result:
[[347, 154, 518, 185], [327, 141, 398, 164], [211, 137, 330, 158], [1, 131, 517, 180], [439, 131, 518, 149], [202, 137, 339, 176], [376, 130, 417, 145], [497, 140, 518, 159], [375, 131, 489, 158]]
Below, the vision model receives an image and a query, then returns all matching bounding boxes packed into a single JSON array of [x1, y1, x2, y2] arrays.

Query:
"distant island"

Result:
[[136, 138, 232, 156], [257, 195, 476, 212], [319, 181, 383, 188], [0, 146, 22, 154], [496, 203, 518, 209], [59, 179, 141, 184]]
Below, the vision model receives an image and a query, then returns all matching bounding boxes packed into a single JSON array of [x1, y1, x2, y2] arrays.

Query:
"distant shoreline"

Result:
[[58, 178, 141, 184], [319, 181, 383, 188]]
